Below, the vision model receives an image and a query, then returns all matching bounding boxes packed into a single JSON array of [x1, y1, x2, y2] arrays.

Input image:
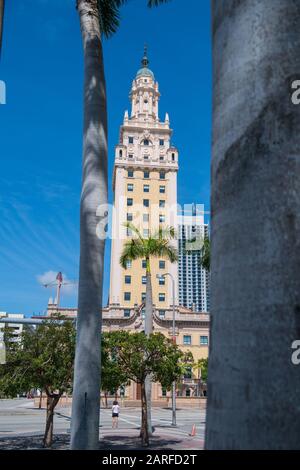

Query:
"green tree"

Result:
[[101, 333, 129, 407], [193, 358, 208, 397], [200, 237, 210, 272], [120, 223, 177, 433], [104, 331, 183, 447], [72, 0, 172, 450], [0, 318, 75, 448], [193, 358, 208, 382]]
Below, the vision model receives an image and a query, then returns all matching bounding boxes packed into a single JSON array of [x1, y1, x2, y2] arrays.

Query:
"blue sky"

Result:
[[0, 0, 211, 316]]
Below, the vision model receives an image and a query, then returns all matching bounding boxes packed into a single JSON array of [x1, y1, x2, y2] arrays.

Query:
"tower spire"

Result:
[[141, 44, 149, 68]]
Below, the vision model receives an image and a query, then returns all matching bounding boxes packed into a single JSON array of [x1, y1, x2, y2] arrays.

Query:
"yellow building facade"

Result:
[[109, 50, 178, 309]]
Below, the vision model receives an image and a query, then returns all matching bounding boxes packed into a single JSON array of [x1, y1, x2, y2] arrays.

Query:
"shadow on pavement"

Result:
[[0, 433, 183, 450]]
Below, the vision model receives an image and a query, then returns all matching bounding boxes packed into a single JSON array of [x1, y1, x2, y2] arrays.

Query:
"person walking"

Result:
[[112, 400, 120, 429]]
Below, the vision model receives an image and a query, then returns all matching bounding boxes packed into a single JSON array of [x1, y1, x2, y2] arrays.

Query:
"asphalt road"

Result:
[[0, 399, 206, 449]]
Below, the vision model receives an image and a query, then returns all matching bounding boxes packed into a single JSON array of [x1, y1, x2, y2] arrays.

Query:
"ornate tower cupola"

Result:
[[130, 46, 160, 121]]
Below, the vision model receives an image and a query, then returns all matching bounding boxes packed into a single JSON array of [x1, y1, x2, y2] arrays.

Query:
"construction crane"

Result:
[[43, 272, 77, 308]]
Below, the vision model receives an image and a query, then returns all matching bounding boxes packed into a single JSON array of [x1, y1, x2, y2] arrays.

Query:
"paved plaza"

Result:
[[0, 399, 205, 450]]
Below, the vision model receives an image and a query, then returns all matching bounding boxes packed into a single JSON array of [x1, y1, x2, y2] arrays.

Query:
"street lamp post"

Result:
[[157, 272, 176, 427]]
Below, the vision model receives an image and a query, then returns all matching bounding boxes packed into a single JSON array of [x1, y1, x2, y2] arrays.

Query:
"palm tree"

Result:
[[72, 0, 172, 451], [206, 1, 300, 449], [120, 223, 177, 436], [0, 0, 5, 58]]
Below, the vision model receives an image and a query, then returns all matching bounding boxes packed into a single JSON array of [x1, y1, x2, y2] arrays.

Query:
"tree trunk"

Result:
[[43, 394, 60, 448], [206, 0, 300, 450], [144, 265, 153, 435], [39, 391, 43, 409], [140, 381, 149, 447], [71, 0, 107, 450], [0, 0, 4, 59], [104, 391, 108, 409]]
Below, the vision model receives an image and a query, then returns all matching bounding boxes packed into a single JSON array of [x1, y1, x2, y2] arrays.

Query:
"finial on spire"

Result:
[[141, 44, 149, 68]]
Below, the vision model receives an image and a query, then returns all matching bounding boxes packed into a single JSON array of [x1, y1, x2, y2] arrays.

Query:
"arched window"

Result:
[[119, 149, 122, 158], [143, 139, 149, 146]]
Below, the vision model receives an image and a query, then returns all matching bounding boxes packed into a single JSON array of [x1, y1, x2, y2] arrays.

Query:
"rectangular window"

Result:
[[144, 171, 150, 179], [172, 153, 175, 162], [125, 275, 131, 284], [143, 213, 149, 222], [127, 183, 133, 192], [124, 292, 131, 301], [159, 200, 165, 208], [127, 228, 132, 237], [159, 139, 164, 146], [159, 277, 165, 286], [125, 260, 132, 269], [200, 335, 208, 345], [159, 214, 165, 223], [143, 229, 149, 238], [128, 136, 134, 144], [128, 154, 133, 159], [159, 260, 165, 269], [183, 335, 192, 345], [141, 292, 146, 302], [128, 170, 134, 178], [159, 171, 165, 180], [143, 184, 150, 193], [159, 310, 166, 319], [144, 155, 149, 160], [159, 293, 165, 302], [127, 213, 133, 221], [124, 309, 131, 318], [143, 199, 149, 207], [142, 276, 147, 285], [161, 387, 167, 397], [127, 198, 133, 206], [159, 185, 165, 194], [160, 155, 164, 161], [142, 259, 147, 269]]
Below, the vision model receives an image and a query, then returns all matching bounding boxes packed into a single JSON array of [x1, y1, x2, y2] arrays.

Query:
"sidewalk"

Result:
[[0, 428, 204, 450]]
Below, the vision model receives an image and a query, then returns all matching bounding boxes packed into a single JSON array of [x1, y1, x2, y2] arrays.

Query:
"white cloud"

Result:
[[36, 271, 77, 296]]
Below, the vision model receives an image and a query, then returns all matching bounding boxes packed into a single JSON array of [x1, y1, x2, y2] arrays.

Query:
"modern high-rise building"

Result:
[[109, 50, 179, 309], [178, 205, 210, 312]]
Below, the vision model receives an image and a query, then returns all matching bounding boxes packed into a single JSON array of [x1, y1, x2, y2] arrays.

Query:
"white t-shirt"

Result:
[[112, 404, 120, 414]]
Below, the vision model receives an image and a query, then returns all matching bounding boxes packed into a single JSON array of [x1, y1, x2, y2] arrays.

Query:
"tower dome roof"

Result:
[[136, 67, 154, 79], [136, 45, 154, 80]]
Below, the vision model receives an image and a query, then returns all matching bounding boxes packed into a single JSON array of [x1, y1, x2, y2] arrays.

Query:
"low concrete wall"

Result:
[[34, 395, 207, 410]]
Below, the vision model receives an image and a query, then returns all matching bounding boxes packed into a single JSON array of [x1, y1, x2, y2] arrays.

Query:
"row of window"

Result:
[[124, 292, 166, 302], [127, 194, 165, 208], [183, 335, 209, 346], [127, 202, 165, 216], [124, 275, 166, 285], [128, 137, 165, 146], [127, 183, 166, 193], [127, 170, 168, 179], [123, 309, 166, 319], [125, 259, 165, 269]]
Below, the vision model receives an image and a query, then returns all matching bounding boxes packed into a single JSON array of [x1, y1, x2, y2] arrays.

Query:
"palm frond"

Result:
[[97, 0, 127, 38], [123, 221, 144, 241], [147, 0, 171, 7], [152, 225, 176, 240], [120, 238, 145, 268], [148, 239, 177, 262]]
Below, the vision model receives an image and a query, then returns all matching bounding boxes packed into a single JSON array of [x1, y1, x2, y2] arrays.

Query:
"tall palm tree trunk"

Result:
[[206, 0, 300, 449], [0, 0, 4, 59], [144, 264, 153, 435], [71, 0, 108, 450]]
